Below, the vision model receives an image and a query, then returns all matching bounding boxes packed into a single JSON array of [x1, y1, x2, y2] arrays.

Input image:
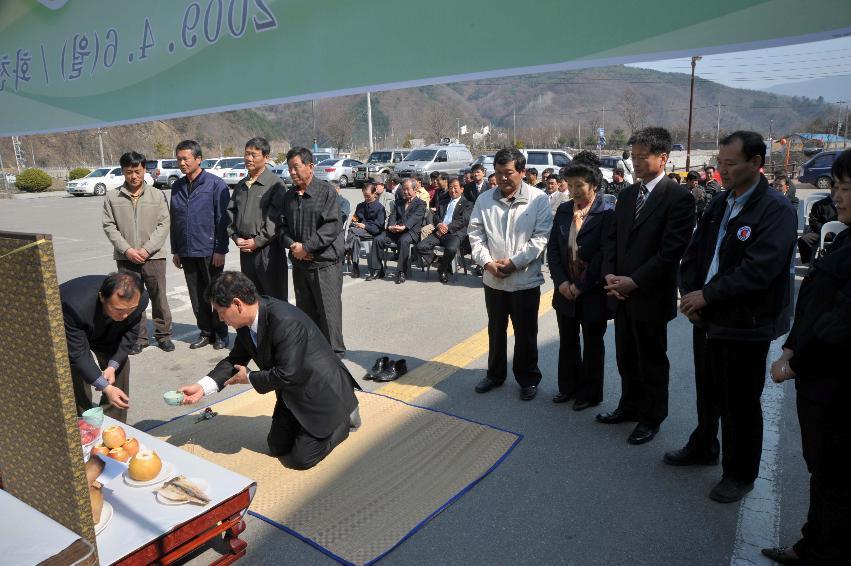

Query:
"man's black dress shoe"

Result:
[[365, 356, 389, 380], [572, 399, 599, 411], [552, 392, 572, 404], [189, 336, 212, 349], [129, 343, 148, 355], [350, 265, 361, 278], [395, 271, 406, 284], [438, 271, 449, 284], [663, 446, 719, 466], [475, 376, 503, 393], [365, 270, 384, 281], [213, 336, 229, 350], [627, 423, 660, 445], [595, 408, 639, 424], [519, 385, 537, 401], [760, 547, 801, 565], [158, 339, 175, 352], [375, 359, 407, 382], [709, 477, 754, 503]]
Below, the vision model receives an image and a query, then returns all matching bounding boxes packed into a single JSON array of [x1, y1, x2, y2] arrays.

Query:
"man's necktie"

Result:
[[249, 328, 258, 346], [634, 184, 648, 219]]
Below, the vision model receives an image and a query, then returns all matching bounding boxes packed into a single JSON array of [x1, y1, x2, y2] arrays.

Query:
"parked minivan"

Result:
[[798, 150, 841, 190], [145, 159, 183, 189], [393, 141, 473, 182], [520, 149, 572, 173]]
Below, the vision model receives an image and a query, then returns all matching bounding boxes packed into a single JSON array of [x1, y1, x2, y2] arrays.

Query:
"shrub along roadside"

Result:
[[15, 168, 53, 192], [69, 167, 91, 181]]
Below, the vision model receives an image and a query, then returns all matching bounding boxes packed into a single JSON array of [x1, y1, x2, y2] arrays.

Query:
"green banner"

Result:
[[0, 0, 849, 135]]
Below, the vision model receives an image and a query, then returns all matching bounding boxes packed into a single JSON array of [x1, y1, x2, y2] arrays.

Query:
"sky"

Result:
[[627, 36, 851, 96]]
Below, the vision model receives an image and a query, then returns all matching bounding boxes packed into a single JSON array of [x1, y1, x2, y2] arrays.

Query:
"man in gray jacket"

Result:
[[468, 148, 553, 400], [102, 151, 173, 354]]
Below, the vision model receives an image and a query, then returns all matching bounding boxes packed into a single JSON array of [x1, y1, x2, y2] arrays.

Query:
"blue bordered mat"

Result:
[[147, 389, 522, 565]]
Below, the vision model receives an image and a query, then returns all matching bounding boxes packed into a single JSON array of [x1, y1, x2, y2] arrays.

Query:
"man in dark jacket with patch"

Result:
[[171, 140, 232, 350], [671, 131, 797, 504]]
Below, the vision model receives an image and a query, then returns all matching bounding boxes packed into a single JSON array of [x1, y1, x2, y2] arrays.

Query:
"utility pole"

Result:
[[0, 149, 6, 190], [844, 103, 848, 148], [457, 118, 461, 141], [366, 92, 374, 153], [12, 136, 25, 171], [578, 120, 581, 150], [96, 128, 105, 167], [685, 55, 702, 172], [835, 100, 846, 149], [716, 101, 721, 148], [512, 107, 517, 147], [768, 119, 774, 171], [311, 100, 317, 146]]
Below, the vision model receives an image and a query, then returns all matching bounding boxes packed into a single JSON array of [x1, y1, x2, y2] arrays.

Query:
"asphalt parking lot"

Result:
[[0, 186, 819, 565]]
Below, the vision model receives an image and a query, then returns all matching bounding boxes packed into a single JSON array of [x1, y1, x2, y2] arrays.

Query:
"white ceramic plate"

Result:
[[123, 460, 175, 487], [156, 478, 211, 506], [95, 500, 113, 535]]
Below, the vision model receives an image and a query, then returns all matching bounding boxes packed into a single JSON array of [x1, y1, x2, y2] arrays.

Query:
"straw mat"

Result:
[[153, 390, 521, 565]]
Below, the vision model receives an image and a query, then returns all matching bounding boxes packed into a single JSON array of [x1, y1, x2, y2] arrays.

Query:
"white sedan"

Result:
[[66, 167, 155, 196], [223, 162, 277, 187], [313, 159, 363, 187]]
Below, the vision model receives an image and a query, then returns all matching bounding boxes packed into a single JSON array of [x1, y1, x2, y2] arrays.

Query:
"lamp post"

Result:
[[686, 56, 702, 172]]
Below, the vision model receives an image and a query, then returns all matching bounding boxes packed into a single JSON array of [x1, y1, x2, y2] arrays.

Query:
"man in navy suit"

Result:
[[180, 271, 360, 470], [599, 127, 695, 445]]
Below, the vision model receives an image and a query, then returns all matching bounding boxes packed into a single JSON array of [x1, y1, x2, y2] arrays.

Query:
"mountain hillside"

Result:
[[3, 66, 838, 169]]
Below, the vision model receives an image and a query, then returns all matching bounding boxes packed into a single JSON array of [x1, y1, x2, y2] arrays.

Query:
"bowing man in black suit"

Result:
[[60, 272, 148, 423], [367, 178, 426, 284], [417, 177, 473, 283], [547, 161, 614, 410], [179, 271, 361, 470], [599, 127, 695, 445]]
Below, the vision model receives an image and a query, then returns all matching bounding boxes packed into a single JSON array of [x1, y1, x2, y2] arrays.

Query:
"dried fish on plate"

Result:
[[156, 476, 210, 505]]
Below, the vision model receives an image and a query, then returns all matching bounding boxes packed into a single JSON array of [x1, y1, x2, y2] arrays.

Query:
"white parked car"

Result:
[[313, 158, 363, 187], [223, 162, 277, 187], [598, 155, 634, 185], [66, 167, 155, 196], [202, 157, 244, 178]]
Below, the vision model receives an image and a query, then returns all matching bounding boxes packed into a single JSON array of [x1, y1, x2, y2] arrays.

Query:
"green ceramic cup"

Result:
[[163, 390, 185, 406]]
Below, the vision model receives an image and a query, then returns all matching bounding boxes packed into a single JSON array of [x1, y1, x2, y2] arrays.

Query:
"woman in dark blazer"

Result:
[[763, 149, 851, 565], [547, 160, 615, 410]]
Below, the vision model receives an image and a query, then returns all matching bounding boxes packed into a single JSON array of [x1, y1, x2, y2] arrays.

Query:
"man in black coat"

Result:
[[417, 177, 473, 283], [180, 271, 360, 470], [600, 127, 695, 445], [675, 131, 797, 504], [463, 163, 489, 203], [278, 147, 345, 357], [797, 186, 838, 264], [60, 272, 148, 422], [366, 178, 426, 284]]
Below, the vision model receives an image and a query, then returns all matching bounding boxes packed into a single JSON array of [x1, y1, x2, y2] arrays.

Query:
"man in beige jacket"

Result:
[[102, 151, 173, 354], [468, 147, 552, 401]]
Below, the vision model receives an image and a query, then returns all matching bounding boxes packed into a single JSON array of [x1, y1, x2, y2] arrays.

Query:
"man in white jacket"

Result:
[[468, 148, 553, 400]]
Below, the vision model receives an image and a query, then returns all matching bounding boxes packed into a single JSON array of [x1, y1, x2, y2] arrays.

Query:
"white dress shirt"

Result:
[[197, 310, 258, 395]]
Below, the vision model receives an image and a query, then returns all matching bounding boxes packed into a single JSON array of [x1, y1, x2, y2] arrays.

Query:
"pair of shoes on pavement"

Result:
[[189, 335, 229, 350], [365, 269, 385, 281], [130, 339, 175, 355], [364, 356, 408, 382]]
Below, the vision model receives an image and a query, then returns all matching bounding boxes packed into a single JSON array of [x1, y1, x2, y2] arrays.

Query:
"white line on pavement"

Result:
[[730, 337, 786, 565]]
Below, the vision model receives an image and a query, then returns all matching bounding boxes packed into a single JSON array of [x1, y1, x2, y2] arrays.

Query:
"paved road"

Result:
[[0, 187, 817, 565]]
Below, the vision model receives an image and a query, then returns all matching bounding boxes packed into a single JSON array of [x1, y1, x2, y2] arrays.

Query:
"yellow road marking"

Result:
[[379, 289, 555, 402]]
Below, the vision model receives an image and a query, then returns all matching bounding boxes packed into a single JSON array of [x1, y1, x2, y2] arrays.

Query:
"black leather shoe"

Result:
[[157, 339, 175, 352], [213, 336, 229, 350], [709, 477, 754, 503], [365, 356, 389, 380], [395, 271, 406, 284], [760, 547, 801, 565], [663, 447, 719, 466], [438, 271, 449, 284], [519, 385, 537, 401], [375, 359, 407, 382], [365, 270, 384, 281], [552, 392, 572, 404], [351, 265, 361, 278], [595, 408, 639, 424], [129, 343, 148, 355], [189, 336, 212, 349], [573, 399, 599, 411], [627, 423, 660, 445], [475, 376, 504, 393]]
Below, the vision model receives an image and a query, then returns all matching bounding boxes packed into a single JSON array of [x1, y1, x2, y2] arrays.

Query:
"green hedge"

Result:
[[15, 168, 53, 192], [69, 167, 91, 180]]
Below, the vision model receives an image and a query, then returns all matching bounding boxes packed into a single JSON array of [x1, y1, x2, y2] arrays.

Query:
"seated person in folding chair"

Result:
[[417, 177, 473, 284], [798, 181, 838, 265], [345, 183, 386, 278], [366, 178, 426, 284]]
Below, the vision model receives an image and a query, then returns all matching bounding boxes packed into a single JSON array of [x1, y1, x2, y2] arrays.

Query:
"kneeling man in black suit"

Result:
[[180, 271, 361, 470]]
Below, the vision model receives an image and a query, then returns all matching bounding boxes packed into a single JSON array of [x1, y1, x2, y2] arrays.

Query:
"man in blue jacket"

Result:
[[672, 131, 797, 503], [171, 140, 232, 350]]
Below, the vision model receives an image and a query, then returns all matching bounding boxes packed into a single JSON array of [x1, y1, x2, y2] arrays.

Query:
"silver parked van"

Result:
[[393, 140, 473, 183]]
